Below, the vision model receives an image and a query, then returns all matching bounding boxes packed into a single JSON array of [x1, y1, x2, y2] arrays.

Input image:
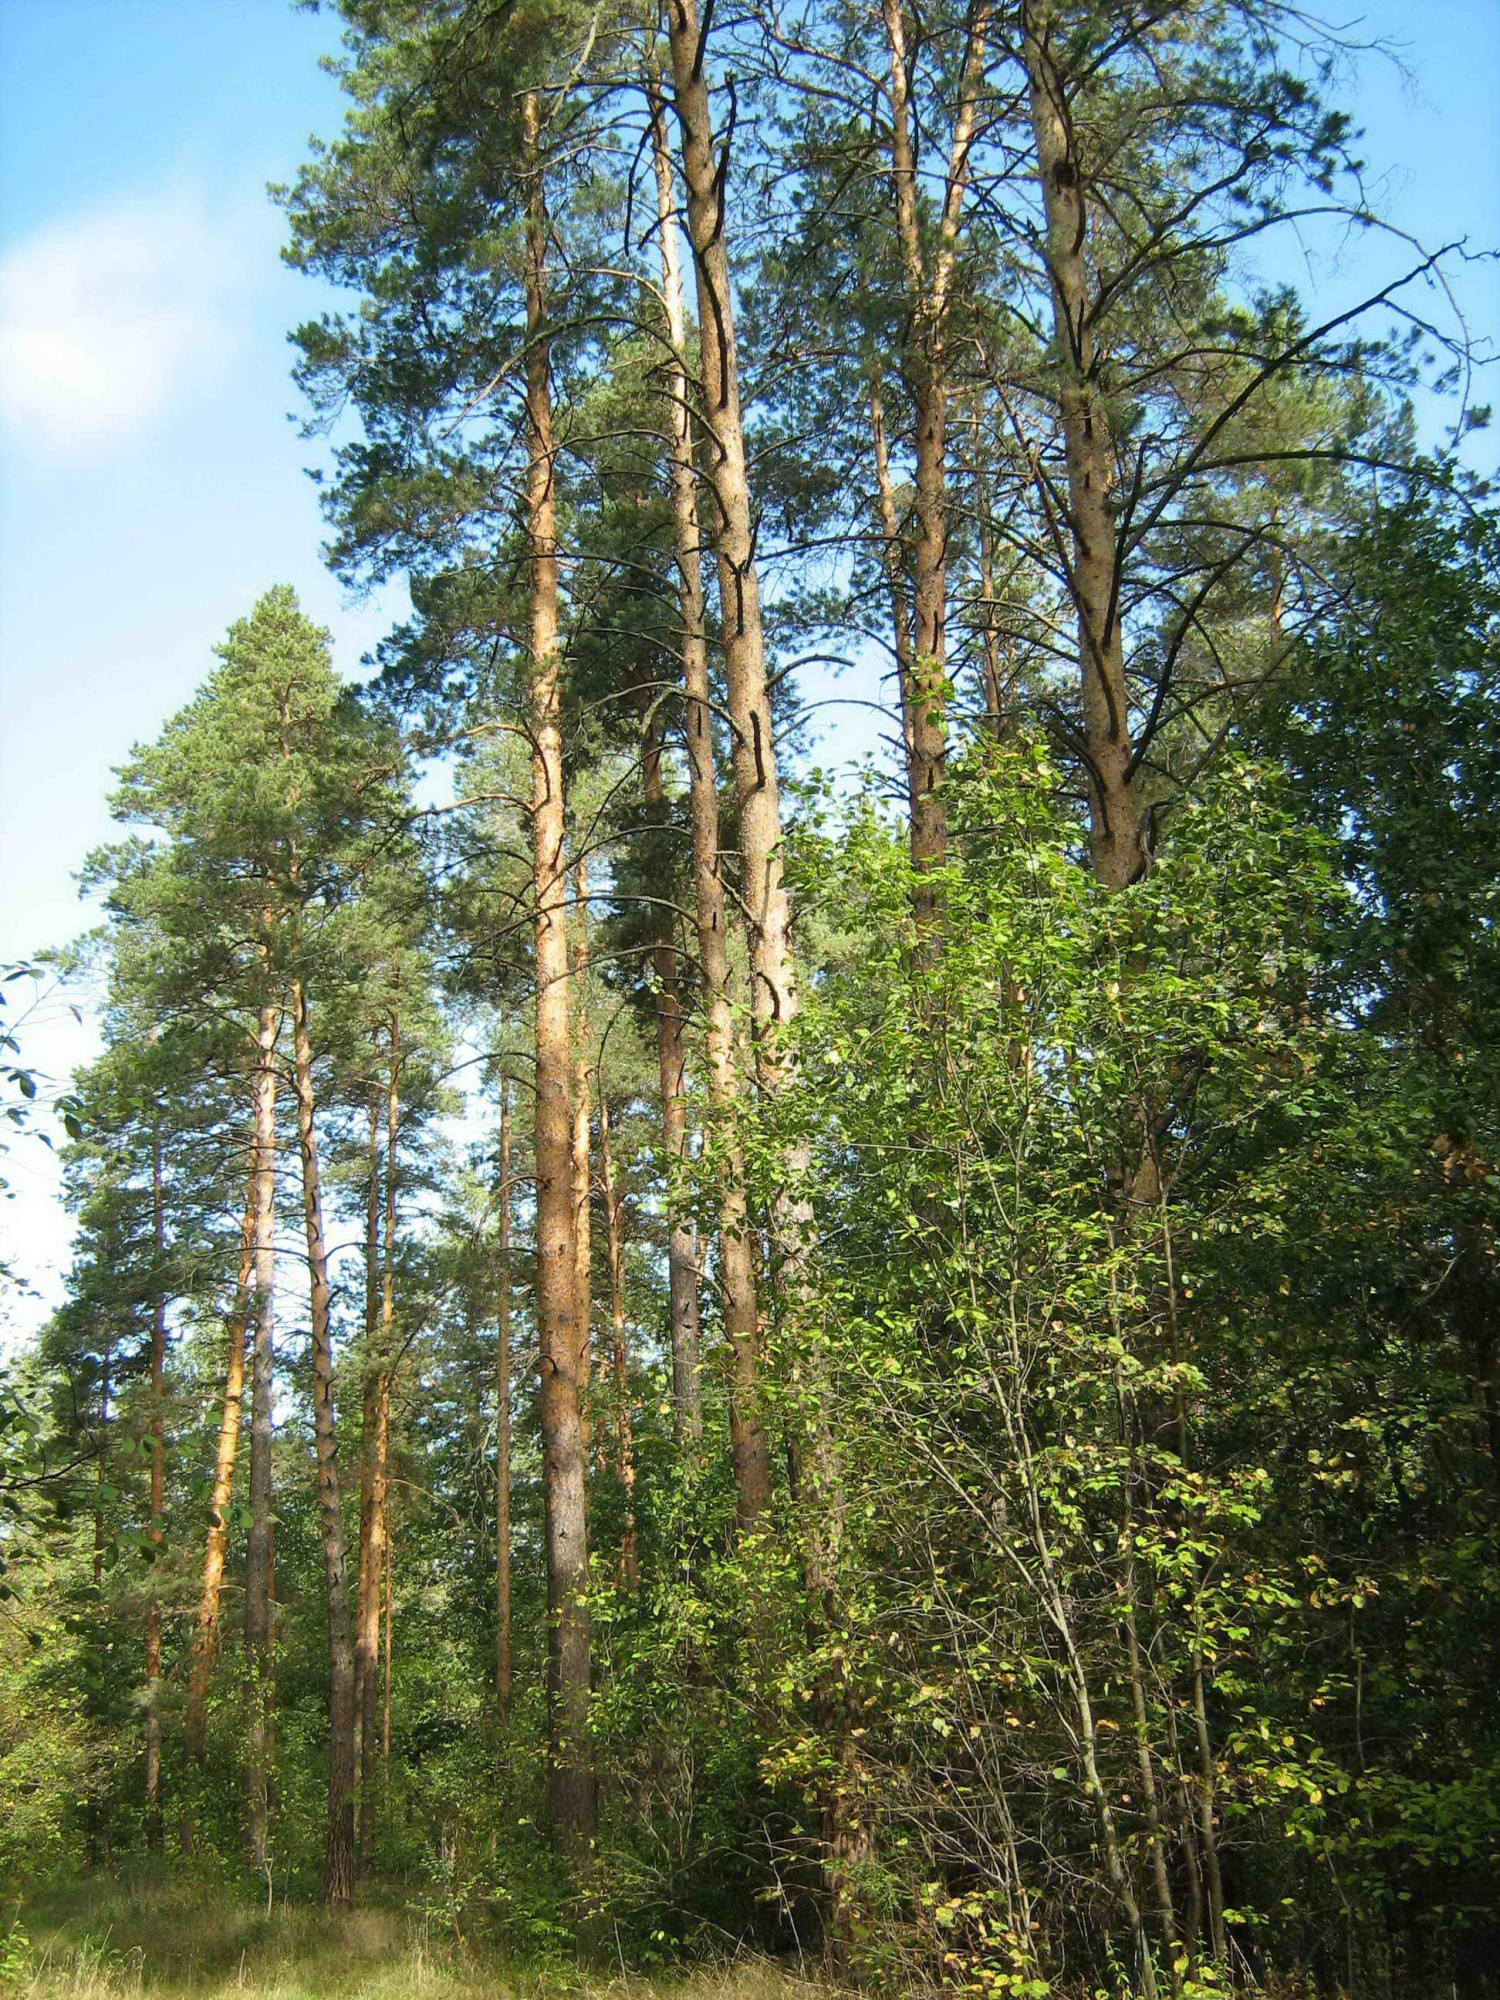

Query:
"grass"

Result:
[[1, 1878, 834, 2000]]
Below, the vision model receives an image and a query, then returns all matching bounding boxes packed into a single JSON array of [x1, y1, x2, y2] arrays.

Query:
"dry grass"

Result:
[[2, 1879, 833, 2000]]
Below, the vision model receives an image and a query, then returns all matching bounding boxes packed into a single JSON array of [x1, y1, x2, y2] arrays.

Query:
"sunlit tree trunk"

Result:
[[522, 87, 596, 1869], [290, 974, 357, 1908], [649, 76, 771, 1523], [495, 1085, 513, 1720], [640, 705, 702, 1447], [357, 1019, 398, 1863], [243, 997, 279, 1875], [181, 1169, 255, 1849], [1021, 0, 1146, 887], [664, 0, 798, 1063], [143, 1121, 167, 1847], [598, 1094, 638, 1587]]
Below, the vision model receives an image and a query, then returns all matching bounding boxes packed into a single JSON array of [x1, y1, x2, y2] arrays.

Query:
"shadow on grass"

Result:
[[4, 1871, 836, 2000]]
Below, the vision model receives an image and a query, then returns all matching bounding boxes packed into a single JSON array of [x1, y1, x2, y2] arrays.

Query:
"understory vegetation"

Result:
[[1, 2, 1497, 1996]]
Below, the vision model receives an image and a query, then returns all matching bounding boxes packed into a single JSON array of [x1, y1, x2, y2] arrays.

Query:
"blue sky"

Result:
[[0, 0, 1497, 1328]]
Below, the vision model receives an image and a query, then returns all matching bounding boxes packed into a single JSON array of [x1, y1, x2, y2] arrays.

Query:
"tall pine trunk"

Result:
[[495, 1085, 513, 1720], [356, 1022, 397, 1863], [598, 1095, 638, 1586], [664, 0, 799, 1066], [1021, 0, 1146, 887], [649, 78, 770, 1523], [243, 999, 279, 1874], [181, 1169, 255, 1847], [522, 86, 596, 1869], [143, 1122, 166, 1847], [290, 975, 357, 1908], [877, 0, 990, 923], [640, 706, 702, 1447]]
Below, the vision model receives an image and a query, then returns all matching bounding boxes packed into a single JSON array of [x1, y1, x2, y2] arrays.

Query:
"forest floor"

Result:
[[3, 1878, 833, 2000]]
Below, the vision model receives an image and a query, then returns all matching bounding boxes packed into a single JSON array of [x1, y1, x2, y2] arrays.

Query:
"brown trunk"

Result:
[[357, 1023, 398, 1862], [143, 1123, 166, 1847], [523, 88, 596, 1868], [869, 368, 917, 785], [663, 28, 859, 1955], [184, 1175, 255, 1782], [571, 860, 594, 1448], [664, 0, 799, 1064], [878, 0, 989, 921], [1021, 2, 1146, 887], [649, 82, 771, 1523], [598, 1095, 639, 1586], [353, 1090, 380, 1856], [243, 998, 279, 1874], [290, 975, 357, 1908], [381, 1503, 393, 1761], [495, 1086, 513, 1719], [640, 706, 703, 1446]]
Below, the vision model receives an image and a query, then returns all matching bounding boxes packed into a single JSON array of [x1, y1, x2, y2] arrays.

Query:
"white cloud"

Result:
[[0, 187, 256, 453]]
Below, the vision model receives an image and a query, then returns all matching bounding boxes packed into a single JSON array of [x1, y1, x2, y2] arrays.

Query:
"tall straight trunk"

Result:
[[143, 1123, 167, 1846], [662, 26, 860, 1957], [971, 414, 1013, 735], [184, 1174, 255, 1782], [640, 706, 703, 1447], [649, 85, 770, 1523], [357, 1023, 398, 1862], [1021, 2, 1146, 887], [289, 975, 357, 1908], [869, 368, 917, 782], [571, 861, 594, 1444], [243, 999, 279, 1874], [353, 1089, 381, 1848], [876, 0, 989, 916], [664, 0, 798, 1065], [495, 1086, 513, 1719], [381, 1502, 393, 1761], [522, 87, 596, 1866], [598, 1095, 638, 1587]]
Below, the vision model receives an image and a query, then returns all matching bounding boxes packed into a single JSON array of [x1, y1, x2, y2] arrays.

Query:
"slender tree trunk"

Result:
[[1021, 1, 1146, 887], [357, 1023, 398, 1863], [877, 0, 989, 920], [598, 1095, 638, 1587], [495, 1086, 513, 1720], [143, 1123, 167, 1848], [869, 368, 918, 786], [649, 74, 771, 1525], [640, 706, 703, 1446], [353, 1089, 381, 1860], [571, 860, 594, 1449], [381, 1501, 393, 1762], [181, 1169, 256, 1849], [243, 999, 279, 1875], [289, 975, 357, 1908], [664, 0, 799, 1062], [522, 86, 596, 1868]]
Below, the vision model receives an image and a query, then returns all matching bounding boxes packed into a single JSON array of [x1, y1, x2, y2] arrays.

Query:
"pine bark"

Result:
[[1021, 1, 1146, 887], [598, 1095, 638, 1586], [143, 1123, 166, 1847], [495, 1086, 513, 1719], [356, 1024, 397, 1862], [664, 0, 799, 1062], [879, 0, 990, 920], [571, 861, 594, 1448], [243, 999, 279, 1874], [183, 1174, 255, 1781], [522, 87, 596, 1867], [650, 75, 771, 1524], [640, 707, 703, 1447], [290, 975, 358, 1908]]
